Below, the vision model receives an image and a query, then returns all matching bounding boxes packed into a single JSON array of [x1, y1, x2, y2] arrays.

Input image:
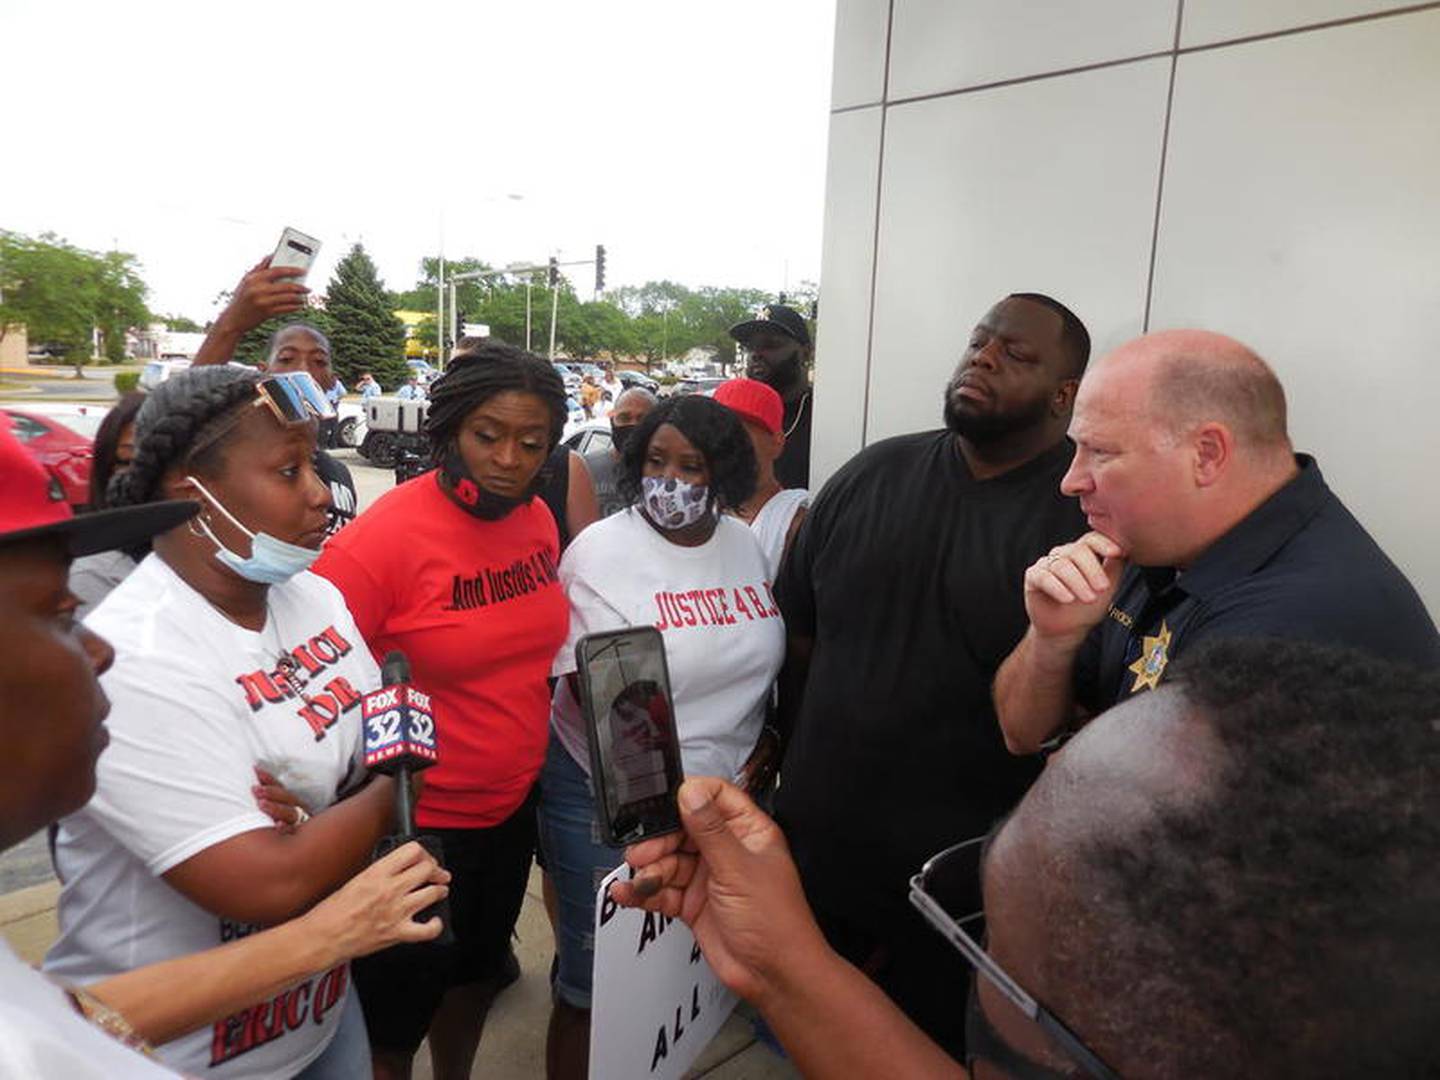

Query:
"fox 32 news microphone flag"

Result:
[[360, 651, 453, 943], [361, 656, 438, 778]]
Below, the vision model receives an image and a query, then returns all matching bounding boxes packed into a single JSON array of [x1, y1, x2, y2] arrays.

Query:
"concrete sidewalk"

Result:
[[1, 866, 799, 1079]]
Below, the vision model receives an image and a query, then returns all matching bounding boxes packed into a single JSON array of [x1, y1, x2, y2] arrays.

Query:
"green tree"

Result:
[[0, 231, 151, 374], [161, 313, 203, 332], [93, 251, 151, 365], [325, 244, 408, 388]]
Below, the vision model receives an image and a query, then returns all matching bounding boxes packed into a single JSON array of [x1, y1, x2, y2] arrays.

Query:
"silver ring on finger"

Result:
[[293, 806, 310, 826]]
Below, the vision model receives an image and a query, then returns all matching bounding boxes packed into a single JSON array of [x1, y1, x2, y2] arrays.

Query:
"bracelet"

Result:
[[67, 984, 158, 1058]]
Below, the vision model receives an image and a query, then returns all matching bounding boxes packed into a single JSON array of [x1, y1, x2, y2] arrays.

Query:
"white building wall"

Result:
[[813, 0, 1440, 615]]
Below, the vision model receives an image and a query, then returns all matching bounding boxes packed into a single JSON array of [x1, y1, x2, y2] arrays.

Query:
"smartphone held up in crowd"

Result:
[[270, 226, 321, 280], [575, 627, 684, 846]]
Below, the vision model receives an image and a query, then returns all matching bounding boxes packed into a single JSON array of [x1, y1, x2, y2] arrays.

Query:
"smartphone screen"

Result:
[[271, 227, 321, 279], [576, 628, 683, 846]]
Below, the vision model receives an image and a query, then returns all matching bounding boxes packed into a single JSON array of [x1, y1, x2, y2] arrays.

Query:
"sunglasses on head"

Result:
[[252, 371, 335, 424]]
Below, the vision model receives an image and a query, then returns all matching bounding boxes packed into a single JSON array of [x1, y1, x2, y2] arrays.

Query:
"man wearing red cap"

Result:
[[771, 293, 1091, 1058], [713, 378, 809, 577]]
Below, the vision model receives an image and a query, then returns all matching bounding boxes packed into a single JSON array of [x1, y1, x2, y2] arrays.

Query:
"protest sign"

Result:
[[588, 862, 738, 1079]]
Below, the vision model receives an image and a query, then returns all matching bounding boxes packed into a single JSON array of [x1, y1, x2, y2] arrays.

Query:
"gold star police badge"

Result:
[[1128, 621, 1173, 693]]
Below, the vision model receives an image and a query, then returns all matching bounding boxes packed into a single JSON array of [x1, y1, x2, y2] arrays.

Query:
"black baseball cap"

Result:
[[0, 422, 197, 557], [729, 304, 811, 348]]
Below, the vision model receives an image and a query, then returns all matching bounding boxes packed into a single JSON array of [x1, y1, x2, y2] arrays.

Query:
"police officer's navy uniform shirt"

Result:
[[1075, 455, 1439, 710]]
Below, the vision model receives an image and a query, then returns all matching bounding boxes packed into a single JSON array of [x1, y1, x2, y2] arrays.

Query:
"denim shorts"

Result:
[[536, 737, 624, 1010]]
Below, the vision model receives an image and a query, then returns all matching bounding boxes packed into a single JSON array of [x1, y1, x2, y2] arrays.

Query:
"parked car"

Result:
[[138, 358, 192, 390], [4, 408, 94, 507], [562, 420, 613, 457], [617, 370, 659, 394], [8, 401, 109, 439], [553, 362, 581, 395], [335, 402, 367, 448], [666, 376, 727, 398], [561, 396, 587, 441]]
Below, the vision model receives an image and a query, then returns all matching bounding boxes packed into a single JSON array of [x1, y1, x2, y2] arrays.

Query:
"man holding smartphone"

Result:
[[192, 255, 358, 532], [772, 293, 1090, 1058], [615, 639, 1440, 1079]]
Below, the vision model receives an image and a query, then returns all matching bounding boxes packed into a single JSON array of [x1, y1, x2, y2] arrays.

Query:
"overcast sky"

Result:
[[2, 0, 836, 321]]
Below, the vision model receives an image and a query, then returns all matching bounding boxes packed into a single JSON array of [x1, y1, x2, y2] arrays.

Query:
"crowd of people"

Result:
[[0, 247, 1436, 1080]]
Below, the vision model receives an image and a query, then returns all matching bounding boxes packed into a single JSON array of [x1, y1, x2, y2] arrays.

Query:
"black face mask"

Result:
[[610, 424, 638, 455], [438, 445, 533, 521]]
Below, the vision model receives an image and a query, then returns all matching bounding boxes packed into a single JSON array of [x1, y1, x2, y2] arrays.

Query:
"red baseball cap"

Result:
[[0, 422, 197, 556], [714, 378, 783, 436]]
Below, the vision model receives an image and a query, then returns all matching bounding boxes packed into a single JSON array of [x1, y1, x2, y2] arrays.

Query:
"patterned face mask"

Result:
[[641, 476, 712, 530]]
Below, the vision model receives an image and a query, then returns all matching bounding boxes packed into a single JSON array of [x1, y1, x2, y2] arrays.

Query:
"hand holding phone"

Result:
[[575, 627, 684, 846]]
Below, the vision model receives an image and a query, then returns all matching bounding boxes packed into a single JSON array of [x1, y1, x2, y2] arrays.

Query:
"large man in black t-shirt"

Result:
[[772, 292, 1091, 1058], [995, 329, 1439, 753]]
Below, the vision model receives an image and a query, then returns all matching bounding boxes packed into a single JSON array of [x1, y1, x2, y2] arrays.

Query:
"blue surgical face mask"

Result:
[[187, 476, 322, 585]]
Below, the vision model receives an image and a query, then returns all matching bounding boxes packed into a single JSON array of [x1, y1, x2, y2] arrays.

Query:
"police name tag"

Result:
[[588, 863, 738, 1080]]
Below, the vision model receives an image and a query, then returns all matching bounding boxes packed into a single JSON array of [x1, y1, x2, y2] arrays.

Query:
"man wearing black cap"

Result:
[[729, 304, 813, 489]]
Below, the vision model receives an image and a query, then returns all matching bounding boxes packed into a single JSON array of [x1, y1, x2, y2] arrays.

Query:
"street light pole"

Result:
[[526, 281, 533, 352], [437, 255, 446, 367], [448, 279, 458, 348], [548, 282, 560, 360]]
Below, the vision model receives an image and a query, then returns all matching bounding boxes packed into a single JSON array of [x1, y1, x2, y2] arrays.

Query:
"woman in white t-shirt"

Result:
[[539, 394, 786, 1078], [44, 366, 412, 1080], [0, 418, 448, 1078]]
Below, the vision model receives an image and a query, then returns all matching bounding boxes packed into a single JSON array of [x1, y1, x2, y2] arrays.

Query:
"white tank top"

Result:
[[747, 488, 810, 578]]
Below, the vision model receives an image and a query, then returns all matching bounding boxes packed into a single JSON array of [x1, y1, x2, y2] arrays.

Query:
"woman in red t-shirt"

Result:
[[314, 343, 571, 1080]]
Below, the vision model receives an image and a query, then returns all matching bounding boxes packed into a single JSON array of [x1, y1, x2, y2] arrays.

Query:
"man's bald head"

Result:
[[1102, 330, 1290, 453], [1063, 330, 1298, 564], [613, 386, 657, 415], [982, 638, 1440, 1077]]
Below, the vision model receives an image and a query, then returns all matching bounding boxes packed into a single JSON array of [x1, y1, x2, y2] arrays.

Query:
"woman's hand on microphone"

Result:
[[299, 841, 451, 964], [253, 766, 312, 833]]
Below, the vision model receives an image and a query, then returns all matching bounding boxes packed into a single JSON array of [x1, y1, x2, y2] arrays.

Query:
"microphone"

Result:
[[362, 650, 451, 943]]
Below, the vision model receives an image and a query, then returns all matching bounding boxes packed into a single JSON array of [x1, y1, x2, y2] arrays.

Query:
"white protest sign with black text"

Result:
[[588, 863, 738, 1080]]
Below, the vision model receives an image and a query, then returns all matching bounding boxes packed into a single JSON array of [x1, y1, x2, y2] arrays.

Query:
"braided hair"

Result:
[[424, 341, 569, 464], [87, 391, 147, 510], [108, 366, 261, 508]]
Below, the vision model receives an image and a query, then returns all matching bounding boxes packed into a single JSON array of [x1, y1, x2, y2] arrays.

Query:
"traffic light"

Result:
[[547, 257, 559, 289], [594, 245, 606, 293]]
